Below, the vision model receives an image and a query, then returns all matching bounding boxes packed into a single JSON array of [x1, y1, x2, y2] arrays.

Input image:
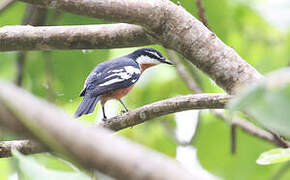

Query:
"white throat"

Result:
[[136, 55, 161, 65]]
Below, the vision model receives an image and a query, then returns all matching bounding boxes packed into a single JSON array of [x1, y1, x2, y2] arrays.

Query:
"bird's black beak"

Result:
[[162, 58, 173, 65]]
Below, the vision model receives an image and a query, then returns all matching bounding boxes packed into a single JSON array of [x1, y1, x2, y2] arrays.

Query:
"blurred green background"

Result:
[[0, 0, 289, 179]]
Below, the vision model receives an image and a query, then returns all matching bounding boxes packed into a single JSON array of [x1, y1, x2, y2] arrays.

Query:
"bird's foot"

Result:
[[102, 117, 107, 122], [121, 109, 129, 114], [121, 110, 126, 114]]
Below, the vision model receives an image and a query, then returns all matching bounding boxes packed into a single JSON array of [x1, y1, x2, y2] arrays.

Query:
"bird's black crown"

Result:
[[128, 48, 164, 60], [128, 48, 172, 65]]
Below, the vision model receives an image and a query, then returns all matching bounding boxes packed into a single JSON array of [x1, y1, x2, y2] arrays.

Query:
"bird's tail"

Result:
[[74, 95, 100, 118]]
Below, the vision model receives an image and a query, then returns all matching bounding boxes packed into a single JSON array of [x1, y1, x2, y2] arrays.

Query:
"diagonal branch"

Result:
[[18, 0, 263, 94], [0, 24, 152, 51], [195, 0, 211, 30], [166, 49, 202, 93], [0, 80, 211, 180]]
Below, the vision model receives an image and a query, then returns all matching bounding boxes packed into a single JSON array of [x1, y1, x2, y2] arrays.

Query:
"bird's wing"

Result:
[[81, 61, 141, 97]]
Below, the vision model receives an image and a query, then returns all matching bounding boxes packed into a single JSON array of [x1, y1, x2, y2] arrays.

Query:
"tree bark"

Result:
[[17, 0, 263, 94], [0, 140, 45, 158], [98, 93, 230, 131], [0, 24, 152, 51]]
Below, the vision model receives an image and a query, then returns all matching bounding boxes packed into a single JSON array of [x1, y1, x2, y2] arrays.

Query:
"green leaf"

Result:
[[12, 150, 91, 180], [227, 67, 290, 139], [257, 148, 290, 165]]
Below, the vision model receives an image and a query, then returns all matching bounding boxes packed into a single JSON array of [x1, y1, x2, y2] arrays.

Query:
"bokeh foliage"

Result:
[[0, 0, 289, 179]]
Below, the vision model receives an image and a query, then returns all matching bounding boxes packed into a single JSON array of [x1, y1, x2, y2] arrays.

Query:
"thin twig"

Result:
[[160, 120, 183, 145], [15, 5, 35, 86], [166, 49, 202, 93], [15, 5, 48, 86], [15, 52, 26, 86], [194, 0, 239, 153], [213, 111, 290, 148], [231, 124, 236, 154], [195, 0, 211, 30], [179, 57, 204, 89]]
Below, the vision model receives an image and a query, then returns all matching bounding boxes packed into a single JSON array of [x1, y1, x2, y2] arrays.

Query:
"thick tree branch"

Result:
[[18, 0, 263, 94], [98, 93, 230, 131], [0, 24, 152, 51], [0, 80, 210, 180]]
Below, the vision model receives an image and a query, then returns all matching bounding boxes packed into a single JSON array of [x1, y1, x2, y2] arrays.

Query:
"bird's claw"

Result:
[[121, 109, 129, 114], [121, 110, 126, 114]]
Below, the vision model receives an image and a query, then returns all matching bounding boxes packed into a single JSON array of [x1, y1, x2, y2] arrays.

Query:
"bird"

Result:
[[74, 48, 173, 120]]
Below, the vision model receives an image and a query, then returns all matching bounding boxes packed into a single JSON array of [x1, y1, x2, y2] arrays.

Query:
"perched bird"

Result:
[[75, 48, 173, 120]]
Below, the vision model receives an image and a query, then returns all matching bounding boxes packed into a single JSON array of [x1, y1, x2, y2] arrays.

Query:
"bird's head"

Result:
[[129, 48, 173, 66]]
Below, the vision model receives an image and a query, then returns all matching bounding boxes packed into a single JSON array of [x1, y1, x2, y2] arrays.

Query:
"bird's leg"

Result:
[[118, 99, 129, 113], [101, 104, 107, 121]]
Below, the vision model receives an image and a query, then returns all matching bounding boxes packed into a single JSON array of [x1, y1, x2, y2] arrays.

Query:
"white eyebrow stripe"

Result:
[[136, 55, 161, 65], [145, 50, 161, 58]]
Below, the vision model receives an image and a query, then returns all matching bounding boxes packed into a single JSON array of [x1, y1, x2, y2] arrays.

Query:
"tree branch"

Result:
[[195, 0, 211, 30], [98, 93, 230, 131], [166, 49, 290, 148], [0, 140, 46, 158], [17, 0, 263, 94], [0, 24, 153, 51], [213, 111, 290, 148], [0, 79, 230, 157], [166, 49, 202, 93], [0, 93, 230, 158], [15, 51, 26, 86], [15, 5, 48, 86], [0, 80, 211, 180]]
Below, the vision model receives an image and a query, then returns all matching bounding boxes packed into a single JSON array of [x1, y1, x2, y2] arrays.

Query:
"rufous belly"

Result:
[[101, 84, 134, 105]]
